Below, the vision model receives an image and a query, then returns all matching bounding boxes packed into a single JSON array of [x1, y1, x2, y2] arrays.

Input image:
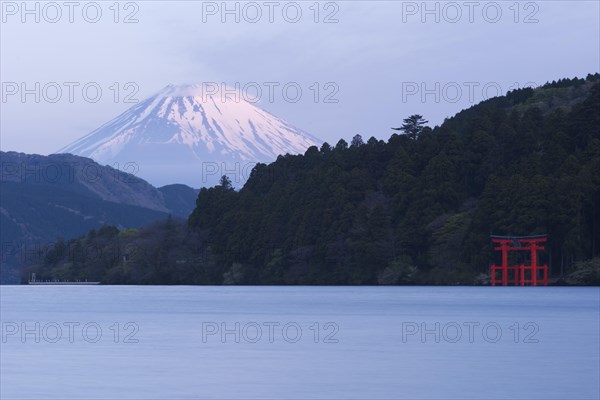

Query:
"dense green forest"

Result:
[[25, 74, 600, 285]]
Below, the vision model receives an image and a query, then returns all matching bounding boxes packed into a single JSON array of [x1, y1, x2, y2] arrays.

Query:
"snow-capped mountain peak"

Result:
[[58, 84, 322, 187]]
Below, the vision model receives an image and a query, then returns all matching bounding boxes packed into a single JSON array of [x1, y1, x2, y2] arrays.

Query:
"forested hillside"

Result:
[[25, 74, 600, 285], [0, 152, 198, 283]]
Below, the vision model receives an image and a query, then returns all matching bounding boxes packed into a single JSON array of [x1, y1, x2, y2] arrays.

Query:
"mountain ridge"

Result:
[[0, 151, 199, 283]]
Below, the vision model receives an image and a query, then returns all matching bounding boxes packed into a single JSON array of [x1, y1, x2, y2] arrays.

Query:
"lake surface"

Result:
[[1, 286, 598, 399]]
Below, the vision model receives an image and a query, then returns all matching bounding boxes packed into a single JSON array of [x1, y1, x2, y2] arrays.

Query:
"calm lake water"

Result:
[[1, 286, 598, 399]]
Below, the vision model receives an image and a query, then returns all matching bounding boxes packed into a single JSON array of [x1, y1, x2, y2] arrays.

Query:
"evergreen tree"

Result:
[[351, 134, 364, 147], [219, 175, 233, 190], [392, 114, 429, 139]]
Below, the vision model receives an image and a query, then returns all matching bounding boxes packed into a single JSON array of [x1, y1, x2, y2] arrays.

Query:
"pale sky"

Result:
[[1, 0, 599, 154]]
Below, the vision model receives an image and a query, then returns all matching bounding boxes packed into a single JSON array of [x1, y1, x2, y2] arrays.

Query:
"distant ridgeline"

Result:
[[25, 74, 600, 285], [0, 152, 199, 284]]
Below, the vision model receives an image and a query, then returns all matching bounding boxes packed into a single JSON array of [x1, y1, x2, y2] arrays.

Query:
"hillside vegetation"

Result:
[[0, 153, 198, 283], [24, 74, 600, 285]]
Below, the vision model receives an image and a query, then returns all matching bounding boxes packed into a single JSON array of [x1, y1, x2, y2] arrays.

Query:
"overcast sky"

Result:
[[1, 1, 599, 154]]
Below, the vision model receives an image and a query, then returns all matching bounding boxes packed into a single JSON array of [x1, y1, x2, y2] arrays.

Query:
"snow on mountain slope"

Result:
[[57, 84, 323, 187]]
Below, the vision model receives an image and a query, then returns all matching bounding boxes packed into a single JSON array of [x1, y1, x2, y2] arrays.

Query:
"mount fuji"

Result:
[[57, 84, 322, 187]]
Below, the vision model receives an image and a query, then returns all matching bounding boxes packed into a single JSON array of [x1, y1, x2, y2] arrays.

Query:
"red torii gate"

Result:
[[490, 234, 549, 286]]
